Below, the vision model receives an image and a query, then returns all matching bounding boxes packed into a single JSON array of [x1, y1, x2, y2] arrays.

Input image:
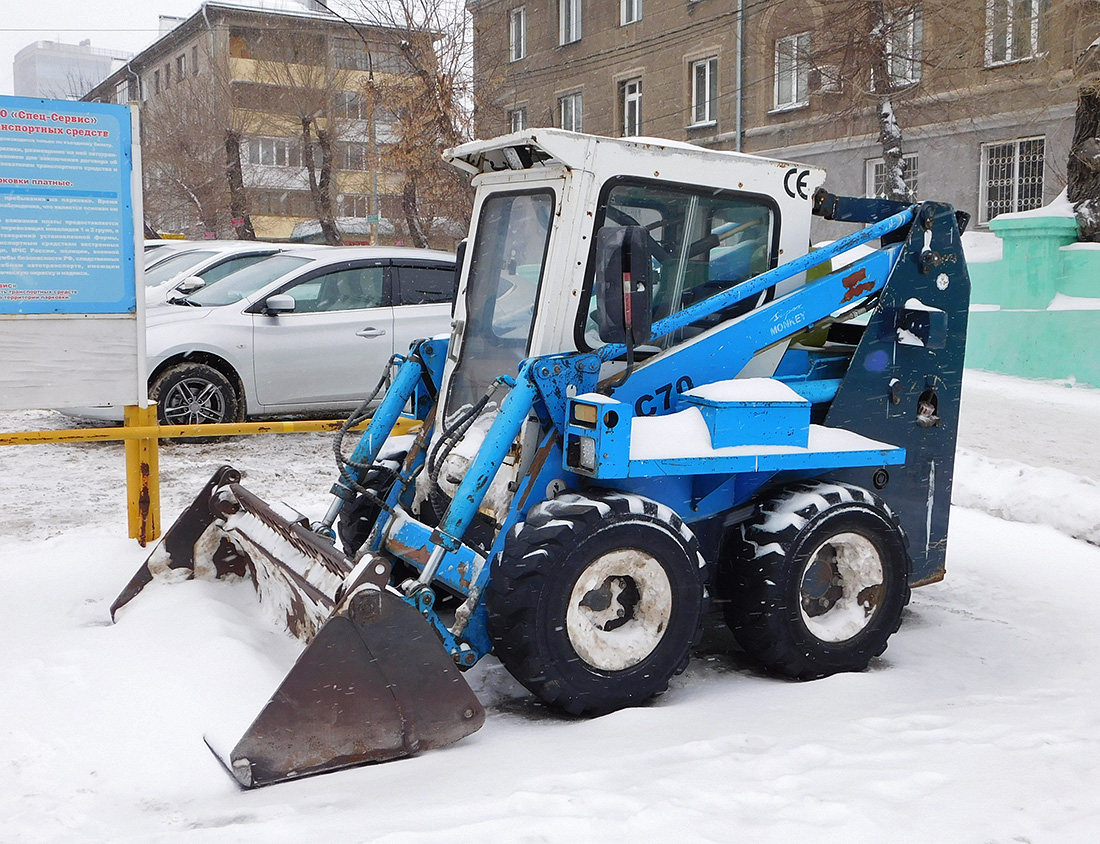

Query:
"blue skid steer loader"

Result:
[[112, 130, 971, 788]]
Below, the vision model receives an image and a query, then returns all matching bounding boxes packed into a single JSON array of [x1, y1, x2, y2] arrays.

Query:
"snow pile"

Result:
[[952, 370, 1100, 546], [1, 370, 1100, 841], [954, 450, 1100, 545], [993, 187, 1077, 220], [961, 229, 1002, 263]]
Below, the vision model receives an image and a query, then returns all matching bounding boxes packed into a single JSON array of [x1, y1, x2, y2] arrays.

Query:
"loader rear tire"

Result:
[[487, 491, 708, 716], [720, 481, 910, 680]]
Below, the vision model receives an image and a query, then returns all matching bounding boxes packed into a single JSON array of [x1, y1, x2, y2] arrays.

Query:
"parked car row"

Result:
[[64, 241, 458, 425]]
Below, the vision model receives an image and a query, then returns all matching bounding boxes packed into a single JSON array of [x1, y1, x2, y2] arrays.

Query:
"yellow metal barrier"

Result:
[[0, 410, 420, 546]]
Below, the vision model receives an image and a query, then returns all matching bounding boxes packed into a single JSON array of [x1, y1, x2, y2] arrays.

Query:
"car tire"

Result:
[[720, 481, 910, 680], [150, 363, 243, 429]]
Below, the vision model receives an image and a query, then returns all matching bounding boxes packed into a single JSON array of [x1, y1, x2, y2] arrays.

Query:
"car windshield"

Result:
[[182, 255, 315, 307], [144, 250, 218, 286]]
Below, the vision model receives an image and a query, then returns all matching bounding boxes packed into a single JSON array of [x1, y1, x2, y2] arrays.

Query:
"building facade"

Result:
[[471, 0, 1099, 231], [14, 40, 132, 100], [85, 1, 452, 244]]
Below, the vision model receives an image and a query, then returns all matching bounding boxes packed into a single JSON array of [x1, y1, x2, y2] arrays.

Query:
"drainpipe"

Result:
[[735, 0, 743, 152]]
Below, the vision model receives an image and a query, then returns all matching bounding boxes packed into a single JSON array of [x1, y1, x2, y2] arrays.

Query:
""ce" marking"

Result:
[[784, 169, 810, 200]]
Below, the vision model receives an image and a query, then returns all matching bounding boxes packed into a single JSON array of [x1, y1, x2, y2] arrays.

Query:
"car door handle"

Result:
[[356, 327, 387, 338]]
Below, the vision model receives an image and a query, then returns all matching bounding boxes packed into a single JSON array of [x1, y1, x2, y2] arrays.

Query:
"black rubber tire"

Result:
[[337, 449, 408, 557], [487, 491, 709, 716], [721, 482, 910, 680], [149, 363, 243, 427]]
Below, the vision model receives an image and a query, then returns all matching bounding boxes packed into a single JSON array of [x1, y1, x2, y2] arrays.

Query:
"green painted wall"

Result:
[[964, 214, 1100, 387]]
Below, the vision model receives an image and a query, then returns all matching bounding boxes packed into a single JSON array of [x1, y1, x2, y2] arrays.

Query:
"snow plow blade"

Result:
[[215, 582, 486, 788], [110, 465, 351, 640]]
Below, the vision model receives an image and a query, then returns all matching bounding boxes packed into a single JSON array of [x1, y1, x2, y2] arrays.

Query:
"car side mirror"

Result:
[[175, 275, 206, 295], [595, 225, 652, 345], [263, 293, 296, 314]]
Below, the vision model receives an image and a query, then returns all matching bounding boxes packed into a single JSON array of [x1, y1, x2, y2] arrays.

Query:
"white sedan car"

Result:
[[66, 246, 456, 425], [142, 241, 297, 306]]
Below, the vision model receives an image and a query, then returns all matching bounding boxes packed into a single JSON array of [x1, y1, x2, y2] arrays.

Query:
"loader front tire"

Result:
[[488, 492, 708, 716], [720, 482, 910, 680], [337, 446, 408, 556]]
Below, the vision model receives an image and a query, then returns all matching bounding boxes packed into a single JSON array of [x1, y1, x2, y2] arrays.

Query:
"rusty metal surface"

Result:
[[226, 587, 485, 788]]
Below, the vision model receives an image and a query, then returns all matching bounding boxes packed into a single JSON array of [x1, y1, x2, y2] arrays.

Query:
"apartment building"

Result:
[[471, 0, 1099, 229], [84, 1, 436, 243], [14, 39, 132, 100]]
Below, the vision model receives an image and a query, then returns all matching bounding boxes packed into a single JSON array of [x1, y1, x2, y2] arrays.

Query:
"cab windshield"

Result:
[[580, 179, 777, 349], [446, 190, 554, 409]]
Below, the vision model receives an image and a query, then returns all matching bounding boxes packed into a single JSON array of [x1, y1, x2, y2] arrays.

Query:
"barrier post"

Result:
[[124, 404, 160, 546]]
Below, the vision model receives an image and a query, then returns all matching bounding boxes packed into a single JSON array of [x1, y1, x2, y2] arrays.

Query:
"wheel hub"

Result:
[[566, 549, 672, 671], [799, 531, 885, 643], [165, 379, 224, 425]]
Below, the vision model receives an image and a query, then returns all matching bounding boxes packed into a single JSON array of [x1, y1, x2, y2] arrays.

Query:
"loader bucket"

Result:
[[213, 582, 486, 788], [110, 465, 353, 641]]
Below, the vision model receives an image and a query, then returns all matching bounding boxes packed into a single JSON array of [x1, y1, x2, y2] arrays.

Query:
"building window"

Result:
[[334, 37, 371, 71], [774, 32, 810, 110], [985, 0, 1045, 66], [153, 69, 160, 95], [510, 7, 527, 62], [509, 107, 528, 132], [249, 137, 303, 168], [559, 92, 583, 132], [374, 107, 398, 144], [886, 8, 923, 87], [980, 137, 1045, 223], [867, 153, 919, 200], [342, 141, 370, 171], [338, 91, 368, 121], [621, 0, 642, 26], [192, 45, 199, 75], [176, 54, 186, 82], [560, 0, 582, 45], [691, 57, 718, 126], [338, 194, 369, 217], [621, 78, 642, 137]]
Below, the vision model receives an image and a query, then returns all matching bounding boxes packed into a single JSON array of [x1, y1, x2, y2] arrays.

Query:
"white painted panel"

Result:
[[0, 315, 142, 410]]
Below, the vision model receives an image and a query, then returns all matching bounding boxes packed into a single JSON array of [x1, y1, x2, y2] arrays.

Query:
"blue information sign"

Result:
[[0, 96, 137, 315]]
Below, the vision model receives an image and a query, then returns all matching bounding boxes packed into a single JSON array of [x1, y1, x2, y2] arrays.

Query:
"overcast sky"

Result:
[[0, 1, 257, 99]]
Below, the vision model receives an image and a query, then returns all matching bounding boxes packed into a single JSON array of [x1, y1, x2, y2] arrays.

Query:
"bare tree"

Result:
[[342, 0, 475, 247], [1069, 38, 1100, 241], [139, 42, 258, 239], [247, 27, 356, 245], [797, 0, 968, 203], [140, 72, 228, 236]]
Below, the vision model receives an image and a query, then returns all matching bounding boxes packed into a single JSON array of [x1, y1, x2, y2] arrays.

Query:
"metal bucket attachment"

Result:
[[216, 582, 486, 788], [110, 465, 353, 641]]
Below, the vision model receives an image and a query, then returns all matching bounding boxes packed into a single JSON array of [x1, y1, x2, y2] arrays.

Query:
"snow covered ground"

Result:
[[1, 370, 1099, 843]]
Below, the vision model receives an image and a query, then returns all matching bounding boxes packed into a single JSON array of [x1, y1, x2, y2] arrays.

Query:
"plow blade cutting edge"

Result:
[[211, 582, 486, 788]]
